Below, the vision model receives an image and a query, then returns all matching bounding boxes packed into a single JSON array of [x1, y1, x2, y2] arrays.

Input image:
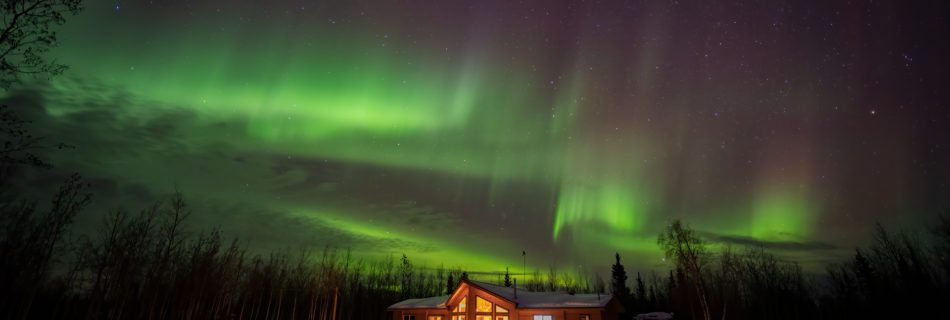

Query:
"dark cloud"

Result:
[[387, 200, 456, 232], [0, 88, 46, 121], [265, 155, 552, 236], [143, 109, 196, 140], [17, 79, 245, 164], [122, 183, 154, 202], [85, 176, 118, 198], [188, 201, 440, 255], [699, 231, 838, 251]]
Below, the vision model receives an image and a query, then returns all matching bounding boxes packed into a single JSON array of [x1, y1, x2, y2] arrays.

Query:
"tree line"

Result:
[[606, 218, 950, 320], [0, 186, 606, 319], [5, 179, 950, 320]]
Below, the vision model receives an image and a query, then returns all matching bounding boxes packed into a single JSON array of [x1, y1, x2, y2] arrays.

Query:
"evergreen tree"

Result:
[[400, 254, 413, 298], [447, 273, 455, 295], [612, 253, 630, 297], [611, 253, 632, 316], [504, 267, 512, 287]]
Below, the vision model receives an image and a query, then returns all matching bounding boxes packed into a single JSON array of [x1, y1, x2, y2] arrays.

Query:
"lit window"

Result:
[[533, 316, 552, 320], [452, 316, 466, 320], [495, 305, 509, 313], [476, 296, 492, 312], [453, 297, 467, 312], [428, 317, 443, 320], [475, 316, 492, 320], [496, 317, 509, 320]]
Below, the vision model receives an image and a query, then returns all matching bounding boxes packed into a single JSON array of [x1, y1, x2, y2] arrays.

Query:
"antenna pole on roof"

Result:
[[514, 278, 518, 299], [522, 251, 526, 280]]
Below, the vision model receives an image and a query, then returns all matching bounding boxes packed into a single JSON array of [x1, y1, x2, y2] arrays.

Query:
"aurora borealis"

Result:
[[5, 0, 949, 275]]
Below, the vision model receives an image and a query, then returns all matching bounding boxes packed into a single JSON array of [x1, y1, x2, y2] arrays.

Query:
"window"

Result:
[[495, 304, 509, 320], [403, 315, 416, 320], [580, 315, 590, 320], [533, 316, 553, 320], [476, 296, 492, 312], [475, 316, 492, 320], [453, 297, 467, 312], [451, 296, 467, 320], [428, 317, 443, 320]]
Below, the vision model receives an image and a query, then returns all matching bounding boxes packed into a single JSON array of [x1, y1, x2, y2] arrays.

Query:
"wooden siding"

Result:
[[391, 281, 620, 320]]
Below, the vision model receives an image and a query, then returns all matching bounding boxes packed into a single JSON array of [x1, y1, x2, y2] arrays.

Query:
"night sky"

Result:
[[6, 0, 950, 275]]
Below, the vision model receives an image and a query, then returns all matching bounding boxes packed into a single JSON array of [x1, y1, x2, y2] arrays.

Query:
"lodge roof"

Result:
[[388, 279, 614, 310], [388, 295, 450, 309]]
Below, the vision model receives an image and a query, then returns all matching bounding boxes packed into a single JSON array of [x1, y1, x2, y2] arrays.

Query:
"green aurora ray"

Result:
[[9, 1, 941, 275]]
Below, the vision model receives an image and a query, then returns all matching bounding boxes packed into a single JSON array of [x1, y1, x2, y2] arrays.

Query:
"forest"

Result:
[[3, 176, 950, 319], [3, 1, 950, 319]]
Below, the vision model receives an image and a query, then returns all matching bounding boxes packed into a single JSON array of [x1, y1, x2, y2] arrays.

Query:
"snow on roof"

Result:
[[468, 280, 613, 308], [388, 280, 614, 310], [388, 295, 450, 309]]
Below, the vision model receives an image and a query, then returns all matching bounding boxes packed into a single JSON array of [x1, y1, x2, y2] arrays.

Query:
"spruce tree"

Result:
[[611, 253, 631, 315], [447, 274, 455, 295], [400, 254, 413, 298], [504, 267, 512, 287]]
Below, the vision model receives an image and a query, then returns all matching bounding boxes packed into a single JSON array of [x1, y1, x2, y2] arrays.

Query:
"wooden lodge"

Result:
[[388, 279, 622, 320]]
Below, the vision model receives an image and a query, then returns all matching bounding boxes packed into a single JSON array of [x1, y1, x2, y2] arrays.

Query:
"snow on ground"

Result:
[[634, 312, 674, 320]]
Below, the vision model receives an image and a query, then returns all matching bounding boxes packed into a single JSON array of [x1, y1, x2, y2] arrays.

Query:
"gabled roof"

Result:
[[467, 280, 614, 309], [388, 279, 615, 310], [388, 294, 451, 309]]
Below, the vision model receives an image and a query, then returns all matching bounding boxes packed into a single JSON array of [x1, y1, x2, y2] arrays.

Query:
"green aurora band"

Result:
[[10, 2, 905, 274]]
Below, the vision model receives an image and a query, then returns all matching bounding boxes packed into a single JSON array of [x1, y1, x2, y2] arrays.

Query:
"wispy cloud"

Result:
[[699, 231, 838, 251]]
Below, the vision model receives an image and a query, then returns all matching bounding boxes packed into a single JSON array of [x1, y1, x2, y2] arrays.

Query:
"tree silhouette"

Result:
[[400, 254, 413, 298], [0, 0, 83, 88], [658, 219, 711, 320], [0, 174, 88, 316], [935, 211, 950, 281], [635, 271, 646, 312], [446, 273, 455, 295], [0, 0, 84, 186], [0, 105, 53, 186], [0, 2, 86, 317], [611, 253, 631, 317]]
